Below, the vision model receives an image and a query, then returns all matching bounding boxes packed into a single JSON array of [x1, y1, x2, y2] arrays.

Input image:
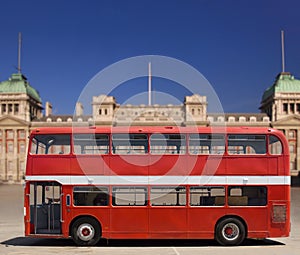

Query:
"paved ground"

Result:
[[0, 177, 299, 255]]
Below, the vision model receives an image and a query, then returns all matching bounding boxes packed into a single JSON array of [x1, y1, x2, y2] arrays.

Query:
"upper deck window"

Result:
[[112, 134, 148, 155], [150, 134, 186, 154], [74, 134, 109, 154], [30, 134, 71, 155], [269, 135, 283, 155], [188, 134, 225, 155], [227, 135, 266, 155]]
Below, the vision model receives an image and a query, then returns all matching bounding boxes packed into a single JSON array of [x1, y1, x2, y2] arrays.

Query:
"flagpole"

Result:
[[281, 30, 285, 73], [148, 62, 152, 106]]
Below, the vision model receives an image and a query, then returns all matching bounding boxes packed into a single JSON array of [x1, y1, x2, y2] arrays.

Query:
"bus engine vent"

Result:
[[272, 204, 287, 223]]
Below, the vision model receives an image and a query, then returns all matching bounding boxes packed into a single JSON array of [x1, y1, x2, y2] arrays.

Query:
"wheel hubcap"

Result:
[[222, 223, 239, 241], [77, 224, 95, 241]]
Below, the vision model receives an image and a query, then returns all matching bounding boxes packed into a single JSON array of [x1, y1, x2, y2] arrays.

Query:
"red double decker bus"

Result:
[[24, 126, 290, 246]]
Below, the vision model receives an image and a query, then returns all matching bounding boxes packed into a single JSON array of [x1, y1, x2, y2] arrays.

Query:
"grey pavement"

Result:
[[0, 179, 300, 255]]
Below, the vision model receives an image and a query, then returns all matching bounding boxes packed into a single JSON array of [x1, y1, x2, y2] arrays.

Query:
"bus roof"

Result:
[[30, 126, 283, 136]]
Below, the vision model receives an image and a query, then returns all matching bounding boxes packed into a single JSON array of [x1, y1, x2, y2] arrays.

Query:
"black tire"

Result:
[[215, 217, 246, 246], [71, 217, 101, 246]]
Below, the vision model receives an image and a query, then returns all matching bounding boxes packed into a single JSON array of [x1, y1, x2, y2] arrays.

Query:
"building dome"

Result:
[[262, 72, 300, 101], [0, 73, 42, 103]]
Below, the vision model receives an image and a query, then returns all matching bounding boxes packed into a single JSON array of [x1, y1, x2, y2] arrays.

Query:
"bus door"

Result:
[[29, 181, 62, 235]]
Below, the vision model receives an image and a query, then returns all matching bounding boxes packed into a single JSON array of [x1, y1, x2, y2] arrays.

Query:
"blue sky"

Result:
[[1, 0, 300, 114]]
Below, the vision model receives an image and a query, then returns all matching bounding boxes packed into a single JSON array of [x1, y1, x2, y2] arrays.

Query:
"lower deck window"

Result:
[[190, 186, 225, 206], [112, 187, 147, 206], [150, 186, 186, 206], [73, 186, 108, 206], [228, 186, 267, 206]]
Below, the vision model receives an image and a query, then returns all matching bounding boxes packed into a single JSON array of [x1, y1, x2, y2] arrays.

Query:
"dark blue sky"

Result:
[[1, 0, 300, 114]]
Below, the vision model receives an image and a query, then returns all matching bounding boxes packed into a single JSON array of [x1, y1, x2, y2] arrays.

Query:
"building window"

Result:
[[19, 142, 26, 154], [7, 142, 14, 153], [263, 116, 270, 122], [239, 116, 246, 122], [218, 116, 224, 122], [8, 104, 13, 113], [288, 130, 296, 139], [14, 104, 19, 114], [2, 104, 6, 114], [6, 130, 14, 139], [297, 104, 300, 113], [228, 117, 235, 122], [18, 130, 26, 139], [8, 161, 13, 171], [289, 143, 295, 154], [290, 103, 295, 113], [283, 103, 288, 113], [290, 161, 296, 170]]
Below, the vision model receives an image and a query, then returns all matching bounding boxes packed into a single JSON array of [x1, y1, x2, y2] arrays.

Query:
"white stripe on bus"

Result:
[[25, 175, 291, 185]]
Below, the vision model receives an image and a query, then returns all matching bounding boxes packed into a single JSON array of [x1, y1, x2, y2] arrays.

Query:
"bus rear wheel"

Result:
[[215, 217, 246, 246], [71, 217, 101, 246]]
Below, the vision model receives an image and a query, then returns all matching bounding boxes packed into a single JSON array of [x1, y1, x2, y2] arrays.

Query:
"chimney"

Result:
[[45, 102, 52, 117], [76, 102, 84, 116]]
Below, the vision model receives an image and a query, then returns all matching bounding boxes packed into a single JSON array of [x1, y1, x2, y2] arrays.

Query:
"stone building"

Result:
[[0, 73, 42, 182], [0, 71, 299, 183], [260, 72, 300, 174]]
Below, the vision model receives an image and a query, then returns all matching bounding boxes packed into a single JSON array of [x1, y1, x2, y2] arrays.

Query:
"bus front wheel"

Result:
[[71, 217, 101, 246], [215, 217, 246, 246]]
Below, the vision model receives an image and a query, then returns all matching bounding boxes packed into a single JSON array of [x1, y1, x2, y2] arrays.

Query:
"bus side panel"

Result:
[[225, 157, 268, 175], [188, 155, 226, 176], [24, 182, 31, 236], [268, 185, 290, 237], [268, 155, 286, 176], [149, 208, 187, 238], [109, 207, 148, 238], [31, 155, 70, 175], [109, 155, 149, 176], [70, 155, 109, 175], [149, 155, 185, 176]]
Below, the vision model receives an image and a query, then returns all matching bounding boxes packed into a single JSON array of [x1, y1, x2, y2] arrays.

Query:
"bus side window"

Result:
[[269, 135, 283, 155], [73, 186, 109, 206], [228, 186, 267, 206], [112, 187, 147, 206], [112, 134, 148, 155], [190, 186, 225, 206], [228, 135, 266, 155], [30, 135, 70, 155], [30, 137, 46, 154], [73, 134, 109, 155], [150, 134, 186, 154], [150, 186, 186, 206]]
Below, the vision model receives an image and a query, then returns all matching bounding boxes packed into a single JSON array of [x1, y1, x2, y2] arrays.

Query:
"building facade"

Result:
[[0, 71, 299, 183], [0, 73, 42, 182], [260, 72, 300, 174]]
